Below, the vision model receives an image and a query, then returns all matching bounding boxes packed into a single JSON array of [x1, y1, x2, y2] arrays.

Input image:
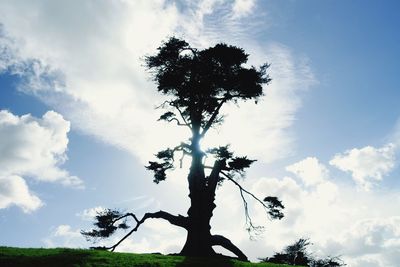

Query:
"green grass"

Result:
[[0, 247, 303, 267]]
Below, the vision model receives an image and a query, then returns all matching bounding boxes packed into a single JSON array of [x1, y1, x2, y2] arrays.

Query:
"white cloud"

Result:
[[0, 175, 42, 213], [76, 206, 107, 221], [323, 217, 400, 267], [43, 224, 85, 248], [286, 157, 330, 186], [205, 43, 315, 162], [329, 144, 396, 190], [232, 0, 256, 18], [0, 0, 315, 165], [3, 2, 398, 266], [0, 110, 81, 212], [114, 219, 186, 254], [0, 110, 81, 186], [208, 173, 400, 264], [1, 1, 318, 260]]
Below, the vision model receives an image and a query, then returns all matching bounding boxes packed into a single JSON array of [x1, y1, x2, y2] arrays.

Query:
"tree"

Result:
[[259, 238, 346, 266], [82, 37, 285, 261]]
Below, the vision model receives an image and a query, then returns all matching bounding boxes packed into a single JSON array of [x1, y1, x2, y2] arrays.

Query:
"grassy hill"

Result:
[[0, 247, 304, 267]]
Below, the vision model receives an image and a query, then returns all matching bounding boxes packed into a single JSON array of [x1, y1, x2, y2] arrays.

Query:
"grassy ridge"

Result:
[[0, 247, 302, 267]]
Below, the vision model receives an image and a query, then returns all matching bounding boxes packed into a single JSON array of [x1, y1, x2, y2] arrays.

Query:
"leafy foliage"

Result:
[[146, 148, 175, 183], [263, 197, 284, 220], [207, 145, 233, 160], [81, 209, 128, 240], [259, 238, 345, 267], [228, 157, 257, 172], [145, 37, 271, 130], [158, 111, 177, 122]]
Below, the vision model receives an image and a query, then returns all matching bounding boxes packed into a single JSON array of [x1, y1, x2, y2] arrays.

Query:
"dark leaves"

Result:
[[155, 148, 174, 161], [146, 148, 175, 183], [146, 161, 173, 183], [260, 238, 346, 266], [263, 196, 284, 220], [228, 156, 256, 171], [145, 37, 271, 130], [81, 209, 123, 240], [206, 145, 233, 160], [158, 111, 176, 122]]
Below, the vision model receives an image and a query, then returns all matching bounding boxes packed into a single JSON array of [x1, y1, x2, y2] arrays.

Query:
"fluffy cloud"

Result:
[[0, 175, 42, 213], [0, 110, 81, 186], [76, 206, 106, 221], [43, 224, 85, 248], [286, 157, 330, 186], [205, 43, 315, 162], [0, 0, 314, 165], [330, 144, 396, 190], [232, 0, 256, 18], [211, 174, 399, 264], [0, 110, 81, 212], [324, 217, 400, 267]]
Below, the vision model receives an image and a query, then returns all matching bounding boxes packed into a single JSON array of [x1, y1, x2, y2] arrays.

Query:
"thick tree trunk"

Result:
[[180, 130, 217, 257], [179, 125, 248, 261], [180, 186, 216, 256]]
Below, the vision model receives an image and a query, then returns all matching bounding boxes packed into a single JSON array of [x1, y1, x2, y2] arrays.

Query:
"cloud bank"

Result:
[[330, 144, 396, 190], [0, 110, 81, 212], [0, 0, 314, 164]]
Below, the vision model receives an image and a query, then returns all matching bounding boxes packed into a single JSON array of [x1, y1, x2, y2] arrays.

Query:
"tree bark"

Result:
[[179, 124, 248, 261], [180, 128, 216, 256]]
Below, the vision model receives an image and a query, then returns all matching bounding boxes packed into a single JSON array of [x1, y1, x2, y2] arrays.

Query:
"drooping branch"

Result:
[[238, 183, 264, 237], [220, 171, 284, 235], [211, 234, 248, 261], [83, 210, 188, 252]]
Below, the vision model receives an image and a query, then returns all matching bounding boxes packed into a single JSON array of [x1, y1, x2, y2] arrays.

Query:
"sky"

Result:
[[0, 0, 399, 266]]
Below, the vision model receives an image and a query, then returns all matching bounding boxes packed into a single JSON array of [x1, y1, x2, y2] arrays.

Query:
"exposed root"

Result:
[[211, 234, 248, 261]]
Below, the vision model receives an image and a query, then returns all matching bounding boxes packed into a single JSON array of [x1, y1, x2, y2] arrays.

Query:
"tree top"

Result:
[[145, 37, 271, 134]]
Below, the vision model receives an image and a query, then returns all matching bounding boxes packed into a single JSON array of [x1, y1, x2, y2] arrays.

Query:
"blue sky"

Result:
[[1, 1, 400, 266]]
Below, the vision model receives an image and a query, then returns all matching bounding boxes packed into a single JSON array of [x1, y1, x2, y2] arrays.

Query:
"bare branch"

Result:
[[179, 150, 190, 168], [200, 99, 227, 138], [155, 100, 173, 109], [220, 171, 269, 212], [170, 102, 192, 130], [220, 171, 283, 237], [165, 117, 190, 127], [105, 211, 188, 251], [238, 185, 265, 238]]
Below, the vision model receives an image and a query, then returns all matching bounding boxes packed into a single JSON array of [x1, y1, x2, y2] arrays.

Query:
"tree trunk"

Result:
[[180, 183, 217, 256], [179, 125, 248, 261], [180, 130, 217, 257]]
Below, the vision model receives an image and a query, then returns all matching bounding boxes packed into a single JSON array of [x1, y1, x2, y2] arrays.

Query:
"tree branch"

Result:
[[220, 171, 278, 237], [171, 102, 192, 130], [105, 211, 188, 251], [211, 234, 248, 261], [166, 117, 190, 127], [220, 171, 269, 213], [200, 99, 226, 138], [207, 160, 225, 195]]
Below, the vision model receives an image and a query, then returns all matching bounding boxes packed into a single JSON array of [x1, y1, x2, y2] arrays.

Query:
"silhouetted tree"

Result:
[[259, 238, 345, 266], [82, 37, 285, 261]]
